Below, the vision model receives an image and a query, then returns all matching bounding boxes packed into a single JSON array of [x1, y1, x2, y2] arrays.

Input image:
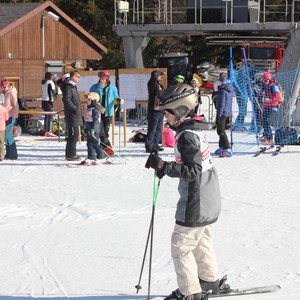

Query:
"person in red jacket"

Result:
[[259, 72, 282, 144]]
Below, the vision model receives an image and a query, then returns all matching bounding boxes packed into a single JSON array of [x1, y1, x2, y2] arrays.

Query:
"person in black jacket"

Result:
[[147, 84, 230, 300], [145, 70, 165, 153], [62, 70, 83, 161]]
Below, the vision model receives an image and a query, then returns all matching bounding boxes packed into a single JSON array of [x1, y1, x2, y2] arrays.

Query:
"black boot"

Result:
[[199, 275, 231, 294], [164, 289, 202, 300], [199, 279, 220, 294]]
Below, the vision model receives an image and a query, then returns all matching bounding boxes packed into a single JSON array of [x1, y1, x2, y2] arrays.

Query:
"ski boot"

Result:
[[200, 275, 231, 295], [164, 289, 202, 300], [214, 147, 223, 155], [219, 149, 233, 157]]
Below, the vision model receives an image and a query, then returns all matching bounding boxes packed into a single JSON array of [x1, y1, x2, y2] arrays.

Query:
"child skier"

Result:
[[146, 84, 230, 300], [81, 92, 105, 165]]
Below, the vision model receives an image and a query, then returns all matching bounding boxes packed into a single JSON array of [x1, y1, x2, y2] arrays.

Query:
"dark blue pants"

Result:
[[145, 110, 164, 151], [235, 95, 247, 127], [86, 134, 104, 160], [262, 107, 274, 140], [42, 101, 54, 133]]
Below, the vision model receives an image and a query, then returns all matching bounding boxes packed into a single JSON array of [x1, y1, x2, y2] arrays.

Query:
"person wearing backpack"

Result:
[[80, 92, 105, 165], [146, 83, 230, 300]]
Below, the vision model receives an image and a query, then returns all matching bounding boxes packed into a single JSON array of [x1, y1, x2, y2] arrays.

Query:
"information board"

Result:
[[118, 68, 167, 109]]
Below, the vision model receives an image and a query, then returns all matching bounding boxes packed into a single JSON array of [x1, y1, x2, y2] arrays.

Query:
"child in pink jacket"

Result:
[[0, 104, 9, 161]]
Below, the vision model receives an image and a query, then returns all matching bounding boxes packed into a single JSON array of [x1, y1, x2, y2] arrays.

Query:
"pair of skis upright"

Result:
[[254, 145, 284, 157]]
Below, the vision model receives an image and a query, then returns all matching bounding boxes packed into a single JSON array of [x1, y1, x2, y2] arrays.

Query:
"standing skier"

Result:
[[147, 84, 230, 300], [81, 92, 105, 165], [259, 72, 282, 144], [214, 79, 234, 157]]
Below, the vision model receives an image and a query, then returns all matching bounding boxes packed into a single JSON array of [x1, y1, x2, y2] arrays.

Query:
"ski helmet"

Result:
[[262, 72, 272, 82], [87, 92, 100, 102], [98, 70, 110, 79], [174, 74, 185, 83], [155, 84, 198, 118]]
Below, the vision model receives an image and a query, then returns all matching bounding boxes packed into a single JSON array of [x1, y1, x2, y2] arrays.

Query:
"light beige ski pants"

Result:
[[171, 223, 219, 296]]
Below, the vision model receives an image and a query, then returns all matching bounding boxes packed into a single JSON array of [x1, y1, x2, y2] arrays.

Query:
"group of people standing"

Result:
[[59, 70, 122, 163], [210, 70, 282, 157], [0, 69, 122, 163]]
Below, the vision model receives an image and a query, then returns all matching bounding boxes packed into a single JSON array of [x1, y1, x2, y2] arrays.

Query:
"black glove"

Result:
[[145, 153, 166, 179]]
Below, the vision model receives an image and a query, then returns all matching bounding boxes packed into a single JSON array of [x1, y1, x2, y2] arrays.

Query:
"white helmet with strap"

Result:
[[155, 83, 198, 118]]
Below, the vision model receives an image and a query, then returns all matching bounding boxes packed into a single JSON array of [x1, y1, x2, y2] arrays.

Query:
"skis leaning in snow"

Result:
[[253, 145, 274, 157], [134, 284, 281, 300]]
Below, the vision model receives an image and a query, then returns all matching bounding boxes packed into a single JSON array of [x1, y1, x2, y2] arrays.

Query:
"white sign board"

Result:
[[118, 73, 150, 109]]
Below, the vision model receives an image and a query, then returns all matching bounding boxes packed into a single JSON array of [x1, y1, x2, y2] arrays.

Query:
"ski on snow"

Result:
[[132, 284, 281, 300], [253, 145, 274, 157], [254, 145, 285, 157], [57, 158, 125, 168], [203, 284, 281, 298], [273, 145, 284, 156]]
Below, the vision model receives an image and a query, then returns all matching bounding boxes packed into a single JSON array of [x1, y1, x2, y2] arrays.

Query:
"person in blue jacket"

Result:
[[89, 70, 123, 155], [215, 79, 234, 157]]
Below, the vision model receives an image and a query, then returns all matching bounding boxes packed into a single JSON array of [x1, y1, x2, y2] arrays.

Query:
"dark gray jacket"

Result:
[[164, 117, 221, 227], [62, 82, 83, 129], [147, 70, 164, 112]]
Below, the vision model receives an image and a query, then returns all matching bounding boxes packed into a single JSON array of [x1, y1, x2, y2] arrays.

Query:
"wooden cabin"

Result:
[[0, 1, 107, 100]]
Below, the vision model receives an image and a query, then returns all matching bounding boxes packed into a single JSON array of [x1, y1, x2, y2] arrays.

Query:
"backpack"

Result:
[[129, 130, 147, 142], [52, 120, 65, 136], [274, 127, 298, 145]]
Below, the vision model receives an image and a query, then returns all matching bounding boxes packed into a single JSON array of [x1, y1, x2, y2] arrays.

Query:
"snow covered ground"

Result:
[[1, 121, 300, 300]]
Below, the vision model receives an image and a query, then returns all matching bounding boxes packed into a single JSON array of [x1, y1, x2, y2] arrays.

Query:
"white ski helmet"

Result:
[[155, 83, 198, 118]]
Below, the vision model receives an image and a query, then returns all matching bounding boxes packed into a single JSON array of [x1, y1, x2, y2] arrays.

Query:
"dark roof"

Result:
[[0, 3, 41, 30]]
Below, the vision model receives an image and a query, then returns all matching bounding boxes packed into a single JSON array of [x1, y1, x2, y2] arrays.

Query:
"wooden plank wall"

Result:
[[0, 12, 101, 60]]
